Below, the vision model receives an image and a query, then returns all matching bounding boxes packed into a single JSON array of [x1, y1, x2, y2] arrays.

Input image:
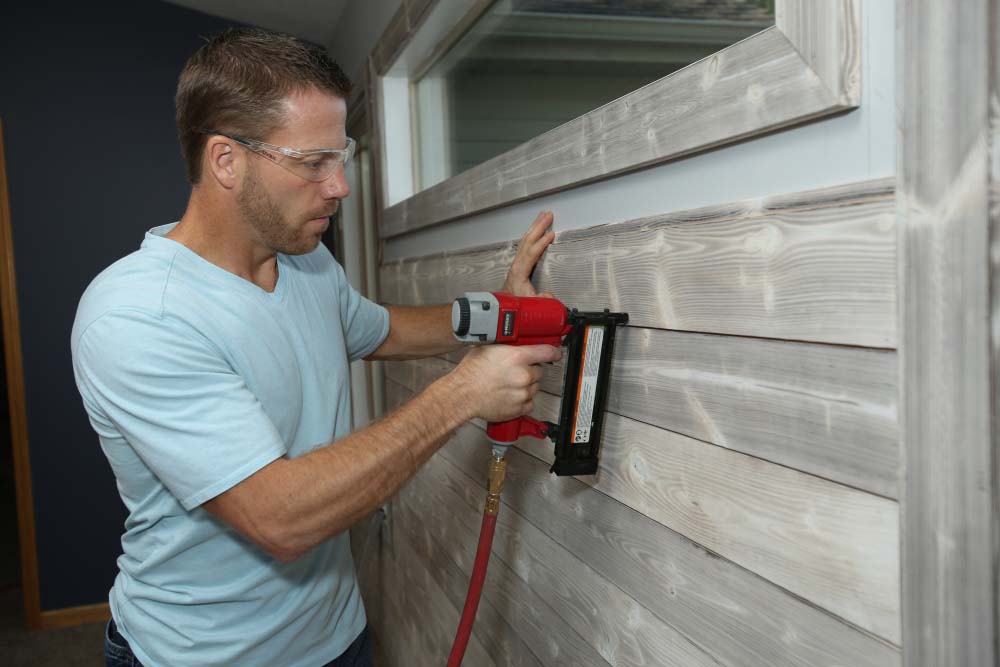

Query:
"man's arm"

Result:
[[365, 304, 458, 360], [366, 211, 557, 361], [203, 343, 561, 562]]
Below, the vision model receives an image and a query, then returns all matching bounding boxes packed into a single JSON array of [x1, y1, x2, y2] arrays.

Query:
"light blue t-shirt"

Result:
[[71, 223, 390, 667]]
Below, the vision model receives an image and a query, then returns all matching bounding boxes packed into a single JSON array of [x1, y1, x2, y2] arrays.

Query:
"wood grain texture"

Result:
[[379, 1, 861, 237], [402, 453, 721, 666], [370, 0, 438, 76], [776, 0, 861, 105], [385, 384, 612, 667], [546, 328, 897, 497], [381, 179, 896, 347], [390, 530, 497, 667], [0, 119, 41, 630], [387, 381, 901, 666], [992, 0, 1000, 660], [387, 374, 901, 645], [378, 534, 462, 667], [389, 504, 544, 667], [898, 1, 999, 665], [349, 511, 384, 632], [439, 322, 899, 497]]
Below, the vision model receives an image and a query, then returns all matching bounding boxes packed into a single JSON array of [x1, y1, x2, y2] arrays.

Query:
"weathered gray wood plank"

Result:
[[437, 323, 899, 497], [386, 383, 612, 667], [389, 505, 544, 667], [370, 0, 438, 76], [348, 511, 384, 632], [389, 529, 498, 667], [898, 1, 998, 665], [387, 377, 901, 647], [410, 324, 900, 500], [554, 328, 896, 496], [381, 179, 896, 347], [402, 453, 722, 666], [776, 0, 861, 106], [379, 535, 450, 667], [379, 2, 861, 237], [390, 377, 900, 666]]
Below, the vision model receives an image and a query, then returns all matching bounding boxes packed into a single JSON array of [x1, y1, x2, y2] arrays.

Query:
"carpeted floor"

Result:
[[0, 586, 105, 666], [0, 408, 104, 666]]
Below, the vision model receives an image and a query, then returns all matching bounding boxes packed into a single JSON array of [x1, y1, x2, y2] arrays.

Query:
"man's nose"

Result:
[[322, 166, 350, 199]]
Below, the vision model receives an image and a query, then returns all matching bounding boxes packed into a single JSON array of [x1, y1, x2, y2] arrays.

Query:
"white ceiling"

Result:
[[162, 0, 351, 47]]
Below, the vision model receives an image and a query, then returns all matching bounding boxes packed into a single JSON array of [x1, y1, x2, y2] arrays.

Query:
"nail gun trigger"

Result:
[[543, 421, 561, 445]]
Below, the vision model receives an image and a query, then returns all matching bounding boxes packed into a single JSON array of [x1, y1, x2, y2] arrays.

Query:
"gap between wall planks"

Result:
[[377, 0, 861, 237], [399, 450, 722, 667], [391, 503, 548, 667], [442, 324, 898, 499], [387, 524, 498, 667], [0, 119, 43, 630], [385, 381, 901, 667], [386, 354, 900, 645], [380, 178, 896, 348]]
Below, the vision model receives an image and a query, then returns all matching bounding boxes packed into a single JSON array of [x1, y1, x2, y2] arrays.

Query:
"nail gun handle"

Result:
[[487, 416, 550, 444]]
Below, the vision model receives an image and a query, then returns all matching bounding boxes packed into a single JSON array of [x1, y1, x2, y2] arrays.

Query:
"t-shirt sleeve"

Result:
[[332, 260, 390, 362], [73, 310, 287, 510]]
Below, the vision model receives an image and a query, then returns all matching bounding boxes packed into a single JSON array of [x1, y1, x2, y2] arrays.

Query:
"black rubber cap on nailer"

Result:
[[454, 297, 471, 336]]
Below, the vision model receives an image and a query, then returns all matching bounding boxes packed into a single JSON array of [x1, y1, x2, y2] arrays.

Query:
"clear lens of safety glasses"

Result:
[[279, 138, 356, 182], [197, 130, 356, 183]]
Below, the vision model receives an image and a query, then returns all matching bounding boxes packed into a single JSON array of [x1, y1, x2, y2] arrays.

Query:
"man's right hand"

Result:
[[450, 344, 563, 423]]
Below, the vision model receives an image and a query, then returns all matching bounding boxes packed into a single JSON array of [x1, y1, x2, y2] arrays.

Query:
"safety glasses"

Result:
[[199, 129, 355, 182]]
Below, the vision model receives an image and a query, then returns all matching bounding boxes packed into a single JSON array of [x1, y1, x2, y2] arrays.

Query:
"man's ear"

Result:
[[204, 136, 239, 189]]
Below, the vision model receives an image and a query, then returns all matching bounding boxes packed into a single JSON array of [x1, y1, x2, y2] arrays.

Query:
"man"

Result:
[[71, 28, 560, 667]]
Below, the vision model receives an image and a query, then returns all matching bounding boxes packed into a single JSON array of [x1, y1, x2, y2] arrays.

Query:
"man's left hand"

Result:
[[502, 211, 556, 298]]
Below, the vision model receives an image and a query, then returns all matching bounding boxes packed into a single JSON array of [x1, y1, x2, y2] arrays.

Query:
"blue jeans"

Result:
[[105, 618, 373, 667]]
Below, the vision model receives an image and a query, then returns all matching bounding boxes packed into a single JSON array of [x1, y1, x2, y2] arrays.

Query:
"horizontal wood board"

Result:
[[393, 481, 612, 665], [386, 379, 901, 648], [381, 179, 896, 348], [389, 528, 497, 667], [435, 322, 899, 498], [380, 1, 861, 236], [390, 510, 545, 667], [399, 451, 723, 666]]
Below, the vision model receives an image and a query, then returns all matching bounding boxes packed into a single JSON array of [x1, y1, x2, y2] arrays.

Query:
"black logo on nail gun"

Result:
[[502, 311, 516, 337]]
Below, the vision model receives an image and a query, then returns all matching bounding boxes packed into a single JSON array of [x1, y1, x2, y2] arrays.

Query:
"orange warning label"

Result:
[[571, 325, 605, 444]]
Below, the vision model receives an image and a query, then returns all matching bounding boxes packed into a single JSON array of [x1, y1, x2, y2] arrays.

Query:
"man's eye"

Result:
[[304, 161, 323, 170]]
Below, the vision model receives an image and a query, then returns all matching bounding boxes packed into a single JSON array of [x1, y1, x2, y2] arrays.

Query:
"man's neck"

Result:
[[167, 191, 280, 293]]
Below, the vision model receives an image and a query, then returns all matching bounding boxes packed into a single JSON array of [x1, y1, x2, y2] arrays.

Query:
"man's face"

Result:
[[235, 88, 350, 256]]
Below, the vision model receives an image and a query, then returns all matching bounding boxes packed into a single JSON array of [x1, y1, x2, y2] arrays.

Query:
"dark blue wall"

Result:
[[0, 0, 240, 610]]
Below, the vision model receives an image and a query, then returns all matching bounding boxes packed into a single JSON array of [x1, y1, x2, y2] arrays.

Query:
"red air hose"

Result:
[[447, 453, 507, 667]]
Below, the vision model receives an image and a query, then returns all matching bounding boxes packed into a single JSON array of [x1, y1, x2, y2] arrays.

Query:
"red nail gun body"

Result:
[[452, 292, 628, 476]]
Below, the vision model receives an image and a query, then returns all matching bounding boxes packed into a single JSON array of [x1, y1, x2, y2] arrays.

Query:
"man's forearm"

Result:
[[365, 305, 462, 360], [205, 371, 471, 562]]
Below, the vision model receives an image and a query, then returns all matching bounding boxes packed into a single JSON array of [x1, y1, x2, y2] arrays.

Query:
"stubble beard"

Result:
[[236, 162, 324, 256]]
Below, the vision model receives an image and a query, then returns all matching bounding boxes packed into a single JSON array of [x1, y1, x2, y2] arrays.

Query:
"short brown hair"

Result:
[[175, 27, 352, 184]]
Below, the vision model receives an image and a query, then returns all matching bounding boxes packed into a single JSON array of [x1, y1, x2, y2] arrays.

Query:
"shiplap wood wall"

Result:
[[362, 178, 902, 666]]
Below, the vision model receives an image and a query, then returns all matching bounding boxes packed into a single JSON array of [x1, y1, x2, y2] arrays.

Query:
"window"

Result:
[[416, 0, 775, 191], [373, 0, 860, 237]]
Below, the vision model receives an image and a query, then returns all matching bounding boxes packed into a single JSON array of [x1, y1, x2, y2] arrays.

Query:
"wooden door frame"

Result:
[[0, 118, 42, 631]]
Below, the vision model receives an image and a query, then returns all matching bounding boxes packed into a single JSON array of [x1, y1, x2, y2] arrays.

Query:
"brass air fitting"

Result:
[[484, 454, 507, 516]]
